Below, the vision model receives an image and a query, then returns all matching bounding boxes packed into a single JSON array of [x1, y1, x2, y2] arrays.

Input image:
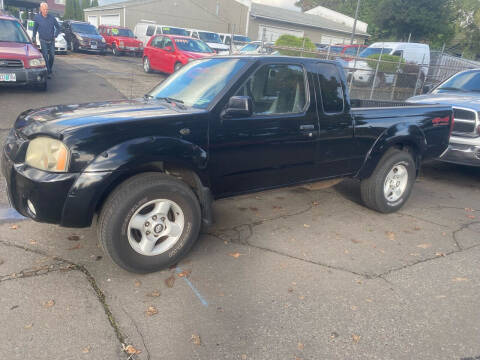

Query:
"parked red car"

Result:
[[98, 25, 143, 56], [0, 15, 47, 91], [143, 35, 215, 74], [329, 44, 367, 61]]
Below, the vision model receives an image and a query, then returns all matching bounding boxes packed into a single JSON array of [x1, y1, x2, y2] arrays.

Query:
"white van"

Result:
[[219, 33, 251, 50], [349, 42, 430, 86], [134, 21, 189, 46], [187, 29, 230, 54]]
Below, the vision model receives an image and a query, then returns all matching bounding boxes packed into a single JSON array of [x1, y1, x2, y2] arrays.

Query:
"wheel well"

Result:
[[94, 165, 211, 223], [391, 141, 422, 172]]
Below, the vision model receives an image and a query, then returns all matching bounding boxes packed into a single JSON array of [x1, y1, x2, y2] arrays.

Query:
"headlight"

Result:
[[29, 58, 46, 68], [101, 38, 106, 43], [25, 137, 69, 172]]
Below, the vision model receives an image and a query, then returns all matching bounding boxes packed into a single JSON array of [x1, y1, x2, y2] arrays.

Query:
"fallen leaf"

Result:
[[312, 201, 319, 206], [298, 295, 305, 300], [146, 306, 158, 316], [351, 305, 358, 311], [134, 280, 142, 288], [177, 269, 191, 278], [414, 226, 421, 231], [366, 298, 373, 303], [356, 279, 363, 285], [10, 225, 18, 230], [216, 306, 224, 312], [344, 249, 350, 254], [249, 207, 258, 212], [124, 345, 141, 355], [330, 331, 339, 339], [29, 240, 37, 245], [165, 275, 175, 288], [24, 323, 33, 329], [229, 252, 243, 259], [465, 208, 473, 212], [386, 231, 395, 241], [297, 342, 304, 351], [410, 253, 420, 257], [241, 355, 247, 360], [435, 295, 447, 299], [303, 224, 310, 228], [10, 305, 19, 310], [68, 235, 80, 241], [191, 334, 201, 345], [67, 243, 82, 250], [417, 243, 431, 249], [82, 346, 90, 353], [441, 232, 447, 236], [467, 215, 476, 219], [435, 252, 446, 257], [453, 277, 469, 282], [272, 205, 283, 210], [147, 290, 161, 297], [291, 282, 297, 286], [0, 259, 3, 265], [288, 287, 294, 293], [43, 300, 55, 308], [351, 239, 362, 244], [352, 334, 361, 344]]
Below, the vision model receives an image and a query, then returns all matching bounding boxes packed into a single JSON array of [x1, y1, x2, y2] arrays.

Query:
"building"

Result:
[[249, 3, 368, 44], [83, 0, 249, 34], [83, 0, 369, 44]]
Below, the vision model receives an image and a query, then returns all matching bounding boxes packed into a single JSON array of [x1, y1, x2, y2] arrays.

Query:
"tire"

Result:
[[174, 62, 183, 72], [143, 56, 151, 73], [97, 173, 201, 273], [112, 44, 120, 56], [360, 148, 416, 213], [72, 41, 79, 53]]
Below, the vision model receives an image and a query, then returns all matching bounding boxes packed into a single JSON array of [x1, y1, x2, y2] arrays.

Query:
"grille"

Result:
[[452, 107, 478, 137], [90, 41, 97, 45], [0, 59, 23, 68]]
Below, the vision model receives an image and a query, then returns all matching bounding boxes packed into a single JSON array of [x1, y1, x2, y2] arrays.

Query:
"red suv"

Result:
[[143, 35, 215, 74], [329, 44, 367, 61], [0, 15, 47, 91], [98, 25, 143, 57]]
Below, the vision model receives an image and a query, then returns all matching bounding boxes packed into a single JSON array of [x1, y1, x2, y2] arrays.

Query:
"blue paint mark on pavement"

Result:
[[0, 205, 26, 222], [176, 266, 208, 307]]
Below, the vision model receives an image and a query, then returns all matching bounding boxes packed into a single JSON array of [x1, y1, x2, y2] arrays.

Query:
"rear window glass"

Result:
[[146, 25, 155, 36], [162, 27, 189, 36], [317, 63, 344, 113]]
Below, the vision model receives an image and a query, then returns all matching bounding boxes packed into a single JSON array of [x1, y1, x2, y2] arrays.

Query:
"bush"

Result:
[[275, 35, 317, 57], [366, 54, 405, 73]]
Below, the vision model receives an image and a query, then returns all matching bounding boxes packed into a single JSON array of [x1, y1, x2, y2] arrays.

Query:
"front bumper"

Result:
[[0, 67, 47, 87], [78, 42, 107, 52], [2, 135, 113, 227], [439, 136, 480, 166], [118, 46, 143, 53]]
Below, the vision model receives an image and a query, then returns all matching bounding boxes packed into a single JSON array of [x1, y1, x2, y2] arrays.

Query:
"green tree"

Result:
[[91, 0, 99, 7], [73, 0, 83, 20], [81, 0, 90, 10], [275, 35, 317, 57]]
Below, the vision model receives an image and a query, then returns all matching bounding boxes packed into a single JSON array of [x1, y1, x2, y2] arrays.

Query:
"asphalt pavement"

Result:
[[0, 53, 479, 360]]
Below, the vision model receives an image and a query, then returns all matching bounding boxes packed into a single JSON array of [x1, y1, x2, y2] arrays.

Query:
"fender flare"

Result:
[[355, 123, 427, 180]]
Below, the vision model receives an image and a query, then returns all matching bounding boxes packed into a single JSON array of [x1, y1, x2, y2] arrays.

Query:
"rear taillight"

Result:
[[449, 113, 455, 137]]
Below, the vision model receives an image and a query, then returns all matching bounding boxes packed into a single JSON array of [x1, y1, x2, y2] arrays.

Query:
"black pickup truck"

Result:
[[2, 57, 453, 273]]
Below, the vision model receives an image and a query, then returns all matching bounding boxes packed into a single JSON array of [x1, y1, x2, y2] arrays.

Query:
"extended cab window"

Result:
[[317, 63, 344, 114], [235, 64, 307, 115], [152, 36, 164, 48]]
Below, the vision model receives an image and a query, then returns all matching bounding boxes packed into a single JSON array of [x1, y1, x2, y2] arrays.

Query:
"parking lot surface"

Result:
[[1, 53, 479, 360]]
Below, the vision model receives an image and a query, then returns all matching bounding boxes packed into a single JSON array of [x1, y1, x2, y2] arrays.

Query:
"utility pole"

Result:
[[350, 0, 361, 44], [0, 0, 4, 13]]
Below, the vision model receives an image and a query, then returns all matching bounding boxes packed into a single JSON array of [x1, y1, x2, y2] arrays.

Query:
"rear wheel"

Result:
[[360, 148, 416, 213], [97, 173, 201, 273], [143, 56, 151, 73], [112, 44, 120, 56], [174, 62, 183, 72]]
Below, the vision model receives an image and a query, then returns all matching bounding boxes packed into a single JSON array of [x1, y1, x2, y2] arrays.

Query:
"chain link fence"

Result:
[[261, 43, 480, 101]]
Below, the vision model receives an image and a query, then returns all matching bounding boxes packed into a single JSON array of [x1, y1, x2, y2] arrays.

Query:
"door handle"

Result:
[[299, 124, 315, 131]]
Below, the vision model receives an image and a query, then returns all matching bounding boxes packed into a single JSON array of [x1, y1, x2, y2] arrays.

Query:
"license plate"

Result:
[[0, 73, 16, 82], [128, 47, 136, 51], [91, 44, 97, 49]]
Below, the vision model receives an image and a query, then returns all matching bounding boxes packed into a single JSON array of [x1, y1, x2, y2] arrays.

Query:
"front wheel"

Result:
[[360, 148, 416, 213], [98, 173, 201, 273], [174, 62, 183, 72], [112, 44, 120, 56], [143, 56, 151, 73]]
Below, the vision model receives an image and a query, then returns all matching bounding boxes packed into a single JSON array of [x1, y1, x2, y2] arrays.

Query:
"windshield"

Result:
[[0, 19, 30, 43], [174, 38, 213, 53], [112, 28, 134, 37], [148, 58, 247, 109], [233, 35, 251, 43], [437, 70, 480, 92], [239, 43, 259, 52], [162, 27, 189, 36], [71, 23, 98, 35], [198, 32, 222, 43], [329, 46, 344, 53], [359, 47, 393, 58]]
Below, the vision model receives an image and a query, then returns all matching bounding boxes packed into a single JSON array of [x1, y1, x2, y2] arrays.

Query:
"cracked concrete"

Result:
[[1, 54, 479, 359]]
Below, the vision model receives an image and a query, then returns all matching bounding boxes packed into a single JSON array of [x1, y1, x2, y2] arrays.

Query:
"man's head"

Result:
[[40, 2, 48, 17]]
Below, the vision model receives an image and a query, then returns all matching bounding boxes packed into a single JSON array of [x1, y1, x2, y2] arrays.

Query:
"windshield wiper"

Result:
[[437, 87, 466, 92], [143, 94, 154, 100], [158, 97, 184, 104]]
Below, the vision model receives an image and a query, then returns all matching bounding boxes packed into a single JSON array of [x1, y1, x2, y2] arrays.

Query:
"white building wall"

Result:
[[306, 5, 368, 33]]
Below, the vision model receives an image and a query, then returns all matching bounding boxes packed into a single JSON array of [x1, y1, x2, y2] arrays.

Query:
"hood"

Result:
[[407, 91, 480, 111], [181, 50, 215, 59], [14, 99, 201, 137], [0, 42, 41, 59], [207, 42, 229, 50], [76, 32, 103, 41], [115, 36, 142, 45]]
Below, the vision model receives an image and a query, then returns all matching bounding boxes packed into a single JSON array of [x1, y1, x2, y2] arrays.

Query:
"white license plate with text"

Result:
[[0, 73, 16, 82]]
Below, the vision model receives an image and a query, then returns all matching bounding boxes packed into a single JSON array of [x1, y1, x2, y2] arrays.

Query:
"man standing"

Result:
[[32, 2, 60, 78]]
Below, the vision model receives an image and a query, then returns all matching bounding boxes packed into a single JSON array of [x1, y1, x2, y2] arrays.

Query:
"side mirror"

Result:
[[422, 84, 432, 94], [164, 46, 173, 52], [224, 96, 253, 117]]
